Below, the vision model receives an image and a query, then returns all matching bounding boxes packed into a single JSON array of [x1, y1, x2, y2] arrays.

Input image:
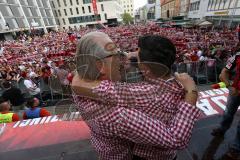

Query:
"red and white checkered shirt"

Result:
[[73, 78, 201, 160]]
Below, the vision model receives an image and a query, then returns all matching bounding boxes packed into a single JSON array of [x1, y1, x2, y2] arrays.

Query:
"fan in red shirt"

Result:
[[23, 98, 51, 120], [68, 33, 76, 43], [0, 98, 19, 123], [41, 58, 52, 84]]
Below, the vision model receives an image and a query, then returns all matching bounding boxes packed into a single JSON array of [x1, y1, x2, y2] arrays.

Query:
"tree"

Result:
[[121, 12, 134, 25]]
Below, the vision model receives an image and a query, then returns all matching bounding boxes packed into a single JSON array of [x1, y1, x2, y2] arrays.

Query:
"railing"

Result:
[[0, 59, 220, 115], [173, 59, 218, 85]]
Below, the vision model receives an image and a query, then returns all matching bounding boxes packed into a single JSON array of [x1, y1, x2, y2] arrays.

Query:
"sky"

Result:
[[134, 0, 147, 10]]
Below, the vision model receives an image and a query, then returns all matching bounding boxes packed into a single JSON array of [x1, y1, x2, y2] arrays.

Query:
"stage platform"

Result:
[[0, 88, 239, 160], [178, 111, 240, 160], [1, 112, 240, 160]]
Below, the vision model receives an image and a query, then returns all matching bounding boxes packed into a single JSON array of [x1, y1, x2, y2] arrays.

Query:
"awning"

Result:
[[172, 21, 194, 27], [197, 21, 213, 26]]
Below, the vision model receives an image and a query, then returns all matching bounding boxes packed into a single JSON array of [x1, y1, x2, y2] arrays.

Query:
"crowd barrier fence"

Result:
[[173, 59, 218, 85]]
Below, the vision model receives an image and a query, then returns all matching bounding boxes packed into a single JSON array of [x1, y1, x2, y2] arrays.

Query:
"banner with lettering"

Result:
[[0, 89, 231, 153], [0, 113, 90, 153], [197, 88, 229, 116]]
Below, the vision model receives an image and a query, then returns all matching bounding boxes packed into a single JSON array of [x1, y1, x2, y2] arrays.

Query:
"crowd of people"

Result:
[[0, 23, 240, 159], [0, 24, 238, 118]]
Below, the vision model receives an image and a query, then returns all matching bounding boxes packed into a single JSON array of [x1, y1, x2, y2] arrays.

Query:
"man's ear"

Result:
[[96, 60, 105, 74]]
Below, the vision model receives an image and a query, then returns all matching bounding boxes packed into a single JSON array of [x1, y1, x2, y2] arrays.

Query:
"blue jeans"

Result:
[[220, 93, 240, 151]]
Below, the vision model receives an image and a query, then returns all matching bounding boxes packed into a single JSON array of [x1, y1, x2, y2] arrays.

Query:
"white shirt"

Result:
[[0, 47, 4, 56], [197, 50, 203, 58], [24, 79, 40, 95]]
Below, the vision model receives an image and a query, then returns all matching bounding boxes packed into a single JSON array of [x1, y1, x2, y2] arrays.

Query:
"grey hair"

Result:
[[75, 32, 109, 80]]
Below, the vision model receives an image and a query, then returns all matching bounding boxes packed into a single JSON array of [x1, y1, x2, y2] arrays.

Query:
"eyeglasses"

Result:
[[101, 50, 127, 60]]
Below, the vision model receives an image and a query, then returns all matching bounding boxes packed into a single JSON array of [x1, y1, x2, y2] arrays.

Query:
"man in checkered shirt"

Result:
[[72, 32, 201, 160]]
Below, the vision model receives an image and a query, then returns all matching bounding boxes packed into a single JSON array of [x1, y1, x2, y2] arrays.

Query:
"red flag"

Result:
[[92, 0, 98, 15]]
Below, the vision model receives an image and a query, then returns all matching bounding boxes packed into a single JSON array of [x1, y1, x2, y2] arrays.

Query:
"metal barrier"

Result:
[[173, 59, 218, 85], [0, 59, 219, 104]]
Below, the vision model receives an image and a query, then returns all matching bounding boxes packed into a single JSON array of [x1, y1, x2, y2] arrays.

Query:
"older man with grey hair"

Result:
[[72, 32, 201, 160], [75, 31, 122, 82], [73, 32, 134, 159]]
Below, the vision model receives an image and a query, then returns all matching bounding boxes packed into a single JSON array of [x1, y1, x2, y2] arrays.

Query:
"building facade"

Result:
[[51, 0, 123, 29], [117, 0, 134, 17], [155, 0, 161, 20], [188, 0, 206, 19], [205, 0, 240, 27], [188, 0, 240, 27], [161, 0, 180, 19], [179, 0, 190, 17], [135, 0, 156, 22], [0, 0, 57, 34]]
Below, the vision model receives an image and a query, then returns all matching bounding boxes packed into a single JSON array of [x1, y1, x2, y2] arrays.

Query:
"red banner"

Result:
[[197, 88, 229, 117], [0, 89, 232, 154], [0, 113, 90, 153], [92, 0, 98, 15]]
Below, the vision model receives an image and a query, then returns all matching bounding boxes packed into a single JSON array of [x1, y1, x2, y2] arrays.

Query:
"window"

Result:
[[54, 10, 58, 17], [101, 4, 104, 11], [238, 0, 240, 7], [70, 0, 73, 6], [105, 13, 107, 20], [76, 0, 79, 5], [190, 1, 200, 11], [229, 0, 235, 8], [83, 0, 91, 4], [70, 8, 73, 15], [68, 14, 101, 24], [64, 9, 67, 16], [51, 1, 55, 8], [63, 0, 67, 6], [58, 10, 61, 16], [57, 0, 61, 7], [88, 6, 91, 13], [207, 0, 212, 11], [76, 7, 79, 14], [219, 0, 224, 9], [224, 0, 231, 9], [210, 0, 216, 10], [62, 18, 66, 25], [214, 0, 220, 10], [82, 7, 85, 14]]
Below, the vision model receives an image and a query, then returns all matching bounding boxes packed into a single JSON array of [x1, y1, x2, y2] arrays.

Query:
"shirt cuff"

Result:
[[178, 101, 202, 121]]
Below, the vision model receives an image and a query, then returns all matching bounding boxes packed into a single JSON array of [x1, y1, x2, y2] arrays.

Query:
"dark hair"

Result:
[[138, 35, 176, 70], [26, 98, 35, 108], [0, 97, 7, 105], [2, 81, 11, 89]]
